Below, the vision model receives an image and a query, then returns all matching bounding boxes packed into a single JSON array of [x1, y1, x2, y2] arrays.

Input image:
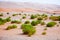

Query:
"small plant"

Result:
[[24, 21, 30, 24], [19, 13, 21, 15], [31, 20, 38, 26], [36, 20, 42, 24], [44, 28, 47, 30], [30, 15, 37, 19], [37, 16, 43, 20], [22, 16, 26, 19], [21, 24, 36, 36], [12, 14, 18, 16], [7, 12, 9, 14], [42, 32, 46, 35], [6, 25, 17, 30], [0, 13, 3, 16], [5, 17, 11, 22], [0, 18, 6, 25], [11, 20, 21, 24], [46, 22, 56, 27], [41, 22, 45, 25]]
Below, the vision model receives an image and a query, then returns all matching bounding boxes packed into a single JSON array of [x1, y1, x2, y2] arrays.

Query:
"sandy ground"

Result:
[[0, 12, 60, 40]]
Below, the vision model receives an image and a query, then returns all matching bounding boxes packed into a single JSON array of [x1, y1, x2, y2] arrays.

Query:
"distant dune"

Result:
[[0, 1, 60, 13]]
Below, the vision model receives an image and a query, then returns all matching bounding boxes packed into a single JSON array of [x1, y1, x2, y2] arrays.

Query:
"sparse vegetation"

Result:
[[6, 25, 17, 30], [44, 28, 47, 30], [46, 22, 56, 27], [0, 17, 11, 25]]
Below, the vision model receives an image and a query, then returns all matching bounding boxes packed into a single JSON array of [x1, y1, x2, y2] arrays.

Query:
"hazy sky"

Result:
[[0, 0, 60, 5]]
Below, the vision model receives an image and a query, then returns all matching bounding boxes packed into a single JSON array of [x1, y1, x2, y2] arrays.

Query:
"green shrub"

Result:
[[36, 20, 42, 24], [5, 17, 11, 22], [31, 20, 38, 26], [0, 18, 6, 25], [24, 21, 30, 24], [30, 15, 37, 19], [12, 14, 18, 16], [21, 24, 36, 36], [37, 16, 43, 20], [6, 25, 17, 30], [42, 32, 46, 35], [22, 16, 26, 19], [46, 22, 56, 27], [0, 13, 3, 16], [41, 22, 45, 25], [11, 20, 21, 24], [21, 24, 32, 29]]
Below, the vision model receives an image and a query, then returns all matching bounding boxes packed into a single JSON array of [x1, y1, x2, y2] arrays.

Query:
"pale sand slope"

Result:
[[0, 12, 60, 40]]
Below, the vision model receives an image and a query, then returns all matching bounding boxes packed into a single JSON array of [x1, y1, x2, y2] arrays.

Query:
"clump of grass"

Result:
[[0, 18, 6, 25], [21, 24, 36, 36], [46, 22, 56, 27], [12, 14, 18, 16], [44, 28, 47, 30], [31, 20, 38, 26], [11, 20, 21, 24], [24, 20, 30, 24], [30, 15, 37, 19], [37, 16, 43, 20], [42, 32, 46, 35], [22, 16, 26, 19], [36, 20, 42, 24], [41, 21, 45, 25], [5, 17, 11, 22], [0, 13, 3, 16], [6, 25, 17, 30]]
